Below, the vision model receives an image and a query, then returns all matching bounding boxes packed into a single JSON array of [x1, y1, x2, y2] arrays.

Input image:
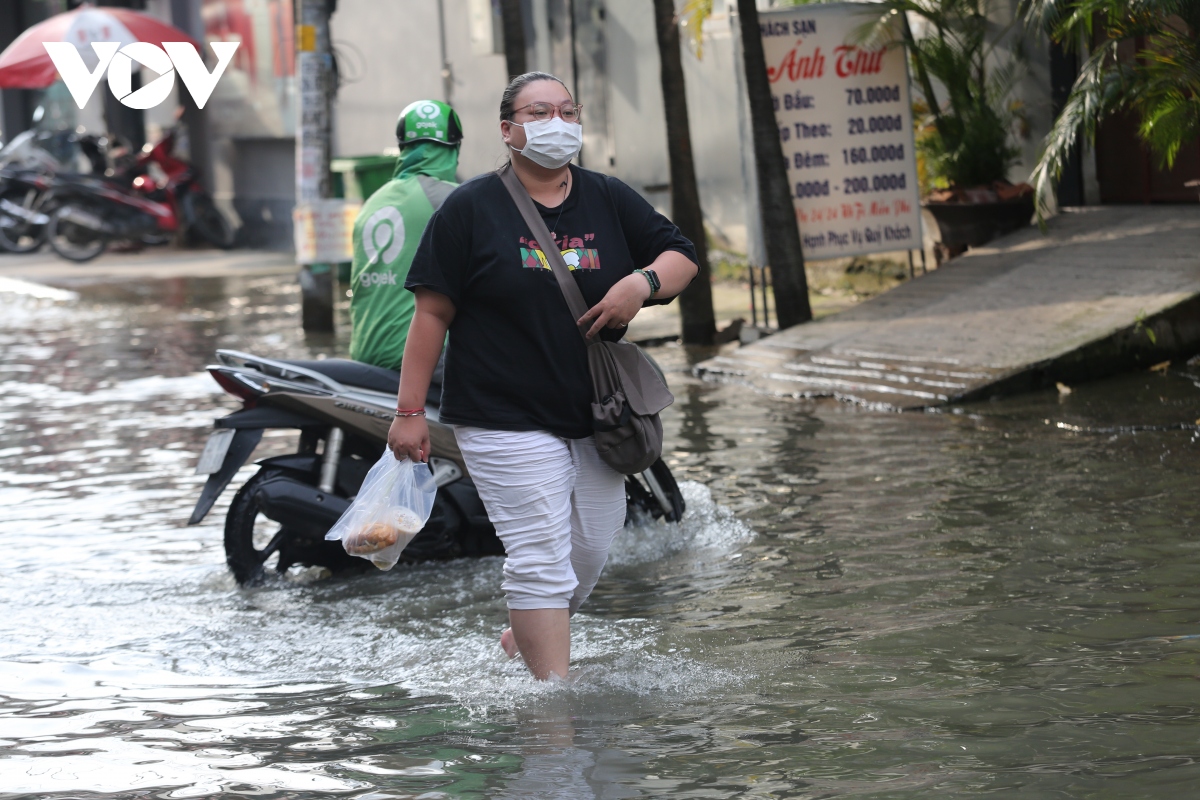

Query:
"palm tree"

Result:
[[736, 0, 813, 328], [653, 0, 717, 345], [1025, 0, 1200, 216]]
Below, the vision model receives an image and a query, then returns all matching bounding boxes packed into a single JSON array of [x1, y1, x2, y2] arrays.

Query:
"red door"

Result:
[[1093, 36, 1200, 204]]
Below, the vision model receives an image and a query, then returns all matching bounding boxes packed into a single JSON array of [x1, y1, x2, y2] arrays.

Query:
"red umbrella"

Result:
[[0, 6, 199, 88]]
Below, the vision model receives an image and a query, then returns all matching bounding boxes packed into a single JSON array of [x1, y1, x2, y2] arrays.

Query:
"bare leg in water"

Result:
[[501, 627, 519, 658], [502, 596, 582, 661], [504, 608, 569, 680]]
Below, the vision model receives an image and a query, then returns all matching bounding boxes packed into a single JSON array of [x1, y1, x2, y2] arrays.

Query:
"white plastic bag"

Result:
[[324, 453, 437, 570]]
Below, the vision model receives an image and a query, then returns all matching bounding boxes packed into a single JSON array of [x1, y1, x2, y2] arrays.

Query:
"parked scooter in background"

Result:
[[0, 130, 72, 253], [190, 350, 686, 585], [46, 172, 168, 261], [0, 129, 136, 255], [0, 168, 52, 253], [125, 129, 234, 248], [0, 130, 66, 171], [43, 128, 235, 262]]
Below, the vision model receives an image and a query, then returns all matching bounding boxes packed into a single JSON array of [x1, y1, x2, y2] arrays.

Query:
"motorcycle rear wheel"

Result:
[[184, 191, 235, 249], [0, 188, 46, 253], [224, 467, 360, 585], [47, 206, 107, 263], [624, 458, 686, 524]]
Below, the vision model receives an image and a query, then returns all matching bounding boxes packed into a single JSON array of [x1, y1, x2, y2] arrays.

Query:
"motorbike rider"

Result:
[[350, 100, 462, 371]]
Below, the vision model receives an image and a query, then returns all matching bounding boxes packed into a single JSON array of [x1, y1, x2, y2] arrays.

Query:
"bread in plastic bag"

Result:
[[324, 453, 437, 570]]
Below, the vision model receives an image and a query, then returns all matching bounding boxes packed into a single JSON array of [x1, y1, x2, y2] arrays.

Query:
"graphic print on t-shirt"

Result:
[[519, 233, 600, 272]]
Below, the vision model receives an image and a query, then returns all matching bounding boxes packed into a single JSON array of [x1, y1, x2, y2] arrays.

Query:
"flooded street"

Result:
[[2, 274, 1199, 798]]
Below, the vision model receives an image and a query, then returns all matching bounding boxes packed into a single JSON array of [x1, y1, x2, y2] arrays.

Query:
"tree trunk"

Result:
[[499, 0, 527, 79], [652, 0, 716, 345], [736, 0, 812, 328]]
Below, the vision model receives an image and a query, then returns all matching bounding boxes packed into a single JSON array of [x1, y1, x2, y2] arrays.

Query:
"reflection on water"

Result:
[[1, 275, 1199, 798]]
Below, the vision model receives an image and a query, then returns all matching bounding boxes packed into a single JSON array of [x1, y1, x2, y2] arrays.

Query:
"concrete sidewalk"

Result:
[[696, 206, 1200, 408], [0, 246, 296, 282]]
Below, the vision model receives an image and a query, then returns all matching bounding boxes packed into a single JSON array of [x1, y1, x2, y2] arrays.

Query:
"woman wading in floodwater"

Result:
[[387, 72, 698, 680]]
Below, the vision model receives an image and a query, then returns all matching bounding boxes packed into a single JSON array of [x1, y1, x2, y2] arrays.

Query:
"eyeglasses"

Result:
[[512, 102, 583, 123]]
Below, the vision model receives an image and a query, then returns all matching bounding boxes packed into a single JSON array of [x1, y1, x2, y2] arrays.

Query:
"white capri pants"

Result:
[[453, 426, 626, 613]]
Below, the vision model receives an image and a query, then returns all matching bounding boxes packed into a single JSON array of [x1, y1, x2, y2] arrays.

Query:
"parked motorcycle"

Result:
[[44, 129, 234, 262], [126, 130, 234, 248], [0, 168, 52, 253], [0, 130, 76, 253], [189, 350, 686, 586], [45, 173, 171, 261]]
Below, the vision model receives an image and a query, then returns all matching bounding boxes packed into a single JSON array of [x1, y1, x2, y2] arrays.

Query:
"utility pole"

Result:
[[296, 0, 336, 332], [436, 0, 453, 104]]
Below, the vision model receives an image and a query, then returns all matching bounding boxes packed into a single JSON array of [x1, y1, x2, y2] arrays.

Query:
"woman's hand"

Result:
[[577, 274, 652, 339], [388, 415, 430, 462]]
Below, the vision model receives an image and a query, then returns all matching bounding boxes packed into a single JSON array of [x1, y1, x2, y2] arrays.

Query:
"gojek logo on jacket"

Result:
[[362, 207, 405, 267], [44, 41, 239, 110]]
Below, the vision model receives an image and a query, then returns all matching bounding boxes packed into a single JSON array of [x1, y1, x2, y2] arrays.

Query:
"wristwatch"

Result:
[[635, 268, 661, 298], [645, 268, 661, 296]]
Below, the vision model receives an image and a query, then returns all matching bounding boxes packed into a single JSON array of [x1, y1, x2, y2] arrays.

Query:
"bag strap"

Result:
[[498, 163, 590, 338]]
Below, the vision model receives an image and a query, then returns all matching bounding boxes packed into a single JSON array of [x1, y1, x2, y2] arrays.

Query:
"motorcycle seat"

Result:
[[280, 358, 399, 394], [279, 357, 444, 407]]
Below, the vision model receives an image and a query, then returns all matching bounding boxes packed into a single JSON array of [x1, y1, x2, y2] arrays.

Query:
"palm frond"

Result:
[[1019, 0, 1070, 37], [1030, 41, 1125, 221], [1138, 92, 1200, 168], [680, 0, 713, 59], [1028, 0, 1198, 219]]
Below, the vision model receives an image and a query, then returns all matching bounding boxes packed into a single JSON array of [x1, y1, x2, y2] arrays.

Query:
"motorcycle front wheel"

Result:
[[183, 191, 235, 249], [0, 188, 47, 253], [46, 205, 107, 263]]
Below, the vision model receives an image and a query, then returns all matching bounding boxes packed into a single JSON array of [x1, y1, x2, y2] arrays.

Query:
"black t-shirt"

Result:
[[405, 164, 696, 439]]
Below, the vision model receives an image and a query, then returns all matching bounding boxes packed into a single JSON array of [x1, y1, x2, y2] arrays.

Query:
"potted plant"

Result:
[[864, 0, 1034, 255]]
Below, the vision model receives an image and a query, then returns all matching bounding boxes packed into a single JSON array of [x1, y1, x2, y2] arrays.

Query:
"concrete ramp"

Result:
[[696, 206, 1200, 408]]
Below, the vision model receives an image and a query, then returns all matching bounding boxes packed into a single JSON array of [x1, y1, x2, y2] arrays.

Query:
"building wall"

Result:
[[988, 0, 1058, 193], [329, 0, 753, 251], [198, 0, 297, 247], [330, 0, 510, 180]]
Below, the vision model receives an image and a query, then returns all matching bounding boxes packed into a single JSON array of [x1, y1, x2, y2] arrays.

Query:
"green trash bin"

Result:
[[330, 154, 398, 202]]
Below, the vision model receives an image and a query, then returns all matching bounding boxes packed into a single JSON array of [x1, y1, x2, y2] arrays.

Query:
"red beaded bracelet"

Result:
[[394, 408, 426, 417]]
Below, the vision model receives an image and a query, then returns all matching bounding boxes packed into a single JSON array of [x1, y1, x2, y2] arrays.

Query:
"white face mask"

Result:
[[509, 117, 582, 169]]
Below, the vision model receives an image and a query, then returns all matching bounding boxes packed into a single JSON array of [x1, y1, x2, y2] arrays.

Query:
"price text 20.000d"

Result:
[[847, 115, 903, 135]]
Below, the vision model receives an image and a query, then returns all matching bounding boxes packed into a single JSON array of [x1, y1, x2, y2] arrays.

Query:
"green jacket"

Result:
[[349, 142, 457, 370]]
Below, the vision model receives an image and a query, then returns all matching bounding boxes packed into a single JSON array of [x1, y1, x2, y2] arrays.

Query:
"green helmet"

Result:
[[396, 99, 463, 147]]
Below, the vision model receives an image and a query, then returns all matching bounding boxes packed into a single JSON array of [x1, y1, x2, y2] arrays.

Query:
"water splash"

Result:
[[609, 480, 755, 567]]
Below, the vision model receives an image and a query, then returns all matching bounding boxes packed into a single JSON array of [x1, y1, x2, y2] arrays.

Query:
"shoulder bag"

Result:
[[498, 164, 673, 474]]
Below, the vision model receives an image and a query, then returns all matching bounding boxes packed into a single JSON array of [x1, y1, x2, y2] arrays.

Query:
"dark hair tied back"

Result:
[[500, 72, 571, 121]]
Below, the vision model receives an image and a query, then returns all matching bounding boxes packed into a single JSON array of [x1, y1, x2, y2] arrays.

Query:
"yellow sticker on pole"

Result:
[[294, 200, 361, 264], [296, 24, 316, 52]]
